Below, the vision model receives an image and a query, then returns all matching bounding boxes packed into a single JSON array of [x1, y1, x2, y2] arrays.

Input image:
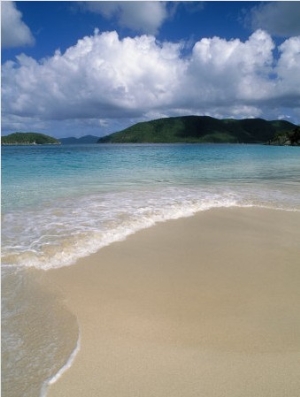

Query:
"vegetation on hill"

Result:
[[2, 132, 60, 145], [97, 116, 297, 144], [268, 126, 300, 146]]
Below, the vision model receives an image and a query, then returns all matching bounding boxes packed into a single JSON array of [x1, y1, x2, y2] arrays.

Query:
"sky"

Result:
[[1, 1, 300, 138]]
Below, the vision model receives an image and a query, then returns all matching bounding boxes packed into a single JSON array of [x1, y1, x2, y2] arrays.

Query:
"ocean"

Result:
[[2, 143, 300, 397]]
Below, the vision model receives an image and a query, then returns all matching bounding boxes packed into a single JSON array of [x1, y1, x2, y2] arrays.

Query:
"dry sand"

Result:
[[46, 207, 300, 397]]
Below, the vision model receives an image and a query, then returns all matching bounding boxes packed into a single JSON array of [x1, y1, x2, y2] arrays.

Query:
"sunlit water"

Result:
[[2, 143, 300, 396]]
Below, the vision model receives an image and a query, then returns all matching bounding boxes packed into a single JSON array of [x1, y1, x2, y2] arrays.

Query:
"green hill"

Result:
[[97, 116, 297, 144], [268, 126, 300, 146], [2, 132, 60, 145]]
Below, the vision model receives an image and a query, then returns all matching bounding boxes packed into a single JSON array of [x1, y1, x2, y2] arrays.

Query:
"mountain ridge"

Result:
[[97, 116, 297, 144], [59, 135, 100, 144]]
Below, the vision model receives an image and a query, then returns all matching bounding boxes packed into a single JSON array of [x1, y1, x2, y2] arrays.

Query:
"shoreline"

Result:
[[45, 207, 300, 397]]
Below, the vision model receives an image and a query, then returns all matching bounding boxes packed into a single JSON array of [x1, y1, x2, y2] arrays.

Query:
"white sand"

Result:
[[46, 207, 300, 397]]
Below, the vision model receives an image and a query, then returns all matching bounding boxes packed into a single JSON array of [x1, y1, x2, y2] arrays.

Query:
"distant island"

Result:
[[2, 132, 60, 145], [97, 116, 299, 145], [1, 133, 101, 146], [59, 135, 100, 144], [2, 117, 299, 146]]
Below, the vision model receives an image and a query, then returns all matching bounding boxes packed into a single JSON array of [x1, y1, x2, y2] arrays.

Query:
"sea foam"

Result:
[[2, 187, 243, 270]]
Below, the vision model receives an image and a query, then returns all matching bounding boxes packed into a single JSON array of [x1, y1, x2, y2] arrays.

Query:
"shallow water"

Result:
[[2, 143, 300, 396], [1, 267, 79, 397]]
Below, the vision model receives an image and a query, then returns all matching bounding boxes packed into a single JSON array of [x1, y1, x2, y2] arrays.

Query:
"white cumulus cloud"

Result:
[[84, 1, 168, 34], [184, 30, 275, 107], [1, 31, 184, 121], [1, 1, 35, 48], [250, 2, 300, 37], [1, 29, 300, 137], [275, 36, 300, 106]]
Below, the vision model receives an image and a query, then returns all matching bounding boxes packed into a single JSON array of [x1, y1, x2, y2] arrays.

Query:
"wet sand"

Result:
[[46, 207, 300, 397]]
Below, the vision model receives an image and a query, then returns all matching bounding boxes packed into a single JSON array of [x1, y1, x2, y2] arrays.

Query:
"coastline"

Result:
[[45, 207, 300, 397]]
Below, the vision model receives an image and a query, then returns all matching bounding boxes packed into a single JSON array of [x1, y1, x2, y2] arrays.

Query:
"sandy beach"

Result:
[[46, 207, 300, 397]]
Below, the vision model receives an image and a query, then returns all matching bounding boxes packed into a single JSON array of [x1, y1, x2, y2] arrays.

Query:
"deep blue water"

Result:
[[2, 143, 300, 396]]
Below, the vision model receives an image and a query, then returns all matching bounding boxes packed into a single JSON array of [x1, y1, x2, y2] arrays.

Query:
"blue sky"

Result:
[[2, 1, 300, 138]]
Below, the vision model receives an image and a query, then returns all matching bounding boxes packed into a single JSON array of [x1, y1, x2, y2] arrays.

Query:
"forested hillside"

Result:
[[2, 132, 60, 145], [98, 116, 297, 144]]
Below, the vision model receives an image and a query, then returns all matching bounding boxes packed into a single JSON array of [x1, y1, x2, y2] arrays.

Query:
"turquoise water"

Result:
[[2, 143, 300, 396]]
